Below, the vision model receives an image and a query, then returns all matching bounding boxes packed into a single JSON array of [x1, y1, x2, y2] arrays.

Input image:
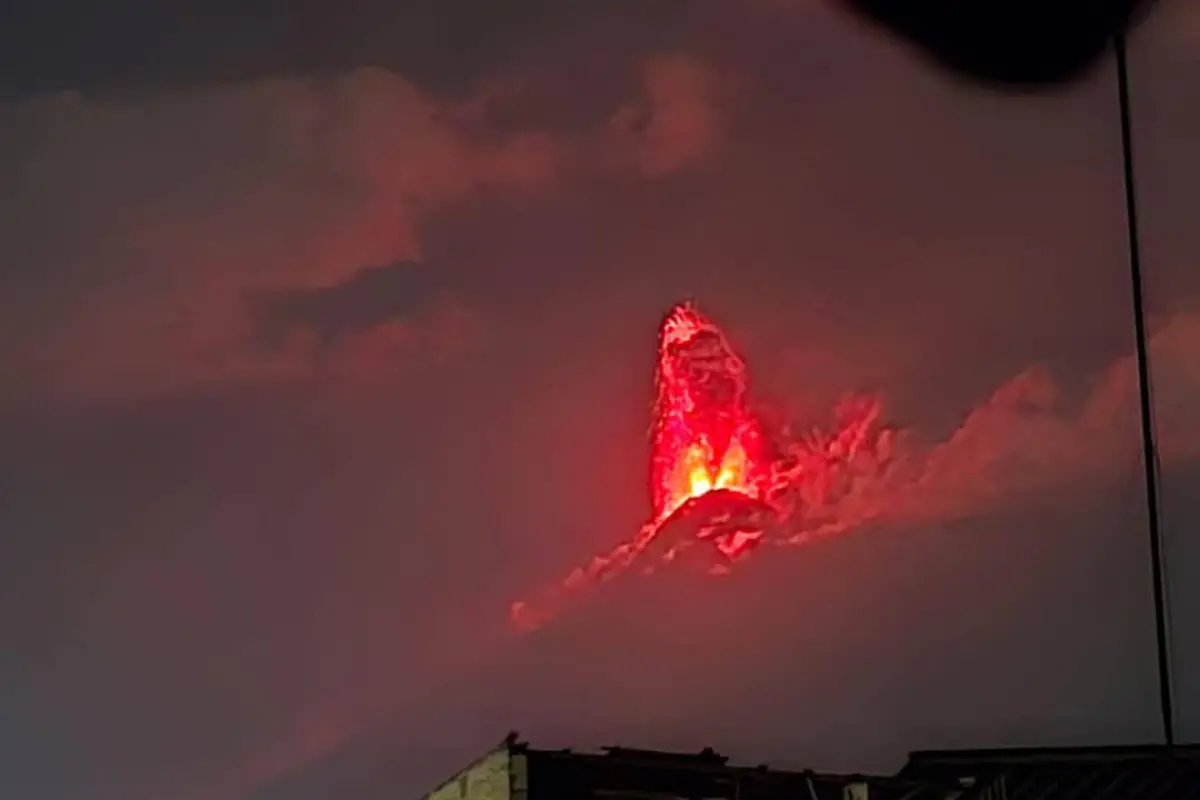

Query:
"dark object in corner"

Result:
[[841, 0, 1156, 87]]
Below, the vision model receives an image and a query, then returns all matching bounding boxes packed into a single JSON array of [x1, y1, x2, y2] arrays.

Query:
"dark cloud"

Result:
[[0, 50, 722, 405], [0, 0, 695, 98], [252, 260, 443, 345]]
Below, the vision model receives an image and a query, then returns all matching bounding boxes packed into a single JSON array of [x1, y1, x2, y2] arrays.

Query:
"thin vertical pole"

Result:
[[1114, 30, 1174, 747]]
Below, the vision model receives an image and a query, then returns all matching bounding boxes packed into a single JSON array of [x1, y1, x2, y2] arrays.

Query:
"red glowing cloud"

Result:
[[510, 301, 896, 629]]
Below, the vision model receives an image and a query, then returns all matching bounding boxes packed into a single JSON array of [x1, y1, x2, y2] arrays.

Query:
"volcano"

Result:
[[510, 301, 894, 630], [648, 488, 778, 567]]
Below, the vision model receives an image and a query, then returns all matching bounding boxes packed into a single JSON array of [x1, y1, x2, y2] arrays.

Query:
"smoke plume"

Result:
[[511, 303, 1200, 630]]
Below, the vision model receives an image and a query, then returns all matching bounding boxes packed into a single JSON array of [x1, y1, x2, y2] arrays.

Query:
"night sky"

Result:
[[2, 2, 1199, 799]]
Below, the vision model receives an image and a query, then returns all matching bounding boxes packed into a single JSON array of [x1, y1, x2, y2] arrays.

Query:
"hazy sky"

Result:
[[2, 2, 1199, 799]]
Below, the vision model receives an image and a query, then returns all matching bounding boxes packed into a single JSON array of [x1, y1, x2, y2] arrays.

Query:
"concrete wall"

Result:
[[424, 745, 516, 800]]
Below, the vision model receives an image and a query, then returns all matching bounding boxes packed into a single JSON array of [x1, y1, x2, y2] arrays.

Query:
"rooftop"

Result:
[[900, 744, 1200, 799], [508, 739, 975, 800], [429, 737, 1200, 800]]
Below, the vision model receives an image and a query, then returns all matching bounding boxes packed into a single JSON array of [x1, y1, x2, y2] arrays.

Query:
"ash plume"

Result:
[[510, 301, 898, 629], [510, 302, 1200, 631]]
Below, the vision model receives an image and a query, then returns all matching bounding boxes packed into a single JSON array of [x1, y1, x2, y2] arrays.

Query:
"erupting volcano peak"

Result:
[[509, 300, 895, 631]]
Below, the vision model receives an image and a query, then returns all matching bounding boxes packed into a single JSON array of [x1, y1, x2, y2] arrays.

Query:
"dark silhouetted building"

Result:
[[420, 737, 983, 800], [900, 744, 1200, 799], [421, 737, 1200, 800]]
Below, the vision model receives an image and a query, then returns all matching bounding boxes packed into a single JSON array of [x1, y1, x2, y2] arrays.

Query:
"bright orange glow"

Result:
[[669, 437, 750, 512], [715, 437, 748, 490]]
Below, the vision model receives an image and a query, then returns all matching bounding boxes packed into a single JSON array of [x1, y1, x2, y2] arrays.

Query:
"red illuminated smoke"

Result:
[[651, 302, 767, 521]]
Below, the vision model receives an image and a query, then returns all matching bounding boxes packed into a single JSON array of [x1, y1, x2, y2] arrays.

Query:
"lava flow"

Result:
[[510, 301, 895, 630]]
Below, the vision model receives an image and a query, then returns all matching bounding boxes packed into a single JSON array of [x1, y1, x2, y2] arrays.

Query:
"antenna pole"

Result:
[[1114, 29, 1174, 747]]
